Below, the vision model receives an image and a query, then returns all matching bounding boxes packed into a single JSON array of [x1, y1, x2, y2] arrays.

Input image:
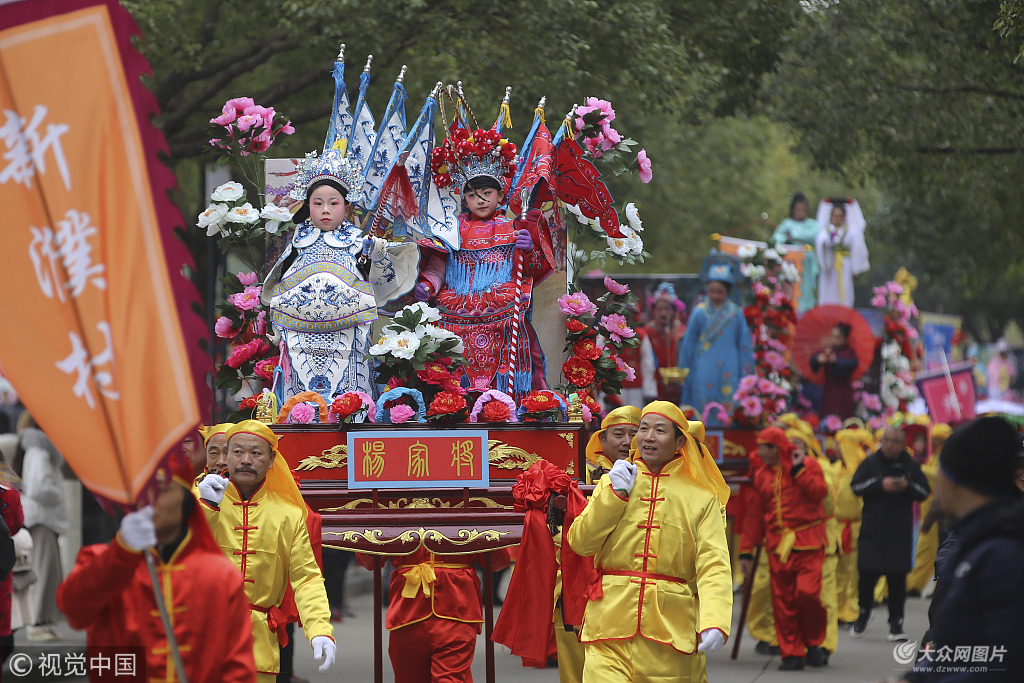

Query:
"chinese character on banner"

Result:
[[450, 440, 474, 477], [0, 0, 210, 507], [0, 104, 71, 190], [916, 362, 977, 425], [362, 441, 385, 478], [408, 441, 430, 478]]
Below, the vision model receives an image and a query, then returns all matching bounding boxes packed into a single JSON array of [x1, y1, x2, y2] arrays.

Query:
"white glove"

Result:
[[119, 506, 156, 552], [311, 635, 336, 671], [607, 460, 638, 495], [697, 628, 725, 653], [198, 473, 229, 505]]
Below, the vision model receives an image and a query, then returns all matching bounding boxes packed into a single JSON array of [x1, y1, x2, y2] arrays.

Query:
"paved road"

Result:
[[18, 585, 930, 682]]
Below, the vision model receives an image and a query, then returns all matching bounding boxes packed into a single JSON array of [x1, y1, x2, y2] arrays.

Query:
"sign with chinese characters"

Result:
[[0, 2, 201, 504], [916, 362, 977, 425], [348, 430, 489, 489]]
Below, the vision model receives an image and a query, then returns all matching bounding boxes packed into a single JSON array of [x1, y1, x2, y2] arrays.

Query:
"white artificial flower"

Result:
[[763, 248, 782, 262], [781, 261, 800, 282], [424, 326, 465, 354], [211, 181, 245, 203], [624, 202, 643, 232], [260, 204, 293, 234], [747, 264, 766, 280], [197, 203, 229, 236], [369, 332, 393, 356], [226, 203, 260, 224], [405, 302, 442, 324], [386, 330, 421, 359], [740, 263, 751, 277], [606, 234, 631, 258], [737, 244, 757, 259]]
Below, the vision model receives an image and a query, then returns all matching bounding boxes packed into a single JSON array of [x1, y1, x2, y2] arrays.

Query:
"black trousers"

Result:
[[858, 570, 907, 626]]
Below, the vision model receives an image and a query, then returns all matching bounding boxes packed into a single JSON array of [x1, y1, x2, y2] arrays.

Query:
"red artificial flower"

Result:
[[226, 339, 270, 369], [480, 400, 512, 423], [566, 319, 590, 334], [521, 390, 559, 414], [563, 357, 596, 388], [254, 356, 280, 381], [330, 393, 364, 420], [572, 337, 603, 361], [238, 395, 259, 411], [427, 391, 468, 419], [579, 392, 601, 415], [417, 362, 452, 386]]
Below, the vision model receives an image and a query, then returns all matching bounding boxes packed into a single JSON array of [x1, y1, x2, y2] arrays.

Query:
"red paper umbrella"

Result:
[[793, 305, 876, 384]]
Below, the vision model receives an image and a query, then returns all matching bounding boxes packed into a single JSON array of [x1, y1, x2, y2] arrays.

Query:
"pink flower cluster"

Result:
[[209, 97, 294, 157], [558, 292, 598, 317], [732, 374, 788, 424], [574, 97, 621, 159]]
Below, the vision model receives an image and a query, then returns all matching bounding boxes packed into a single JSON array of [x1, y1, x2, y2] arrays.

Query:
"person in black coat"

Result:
[[850, 426, 930, 640], [902, 416, 1024, 683]]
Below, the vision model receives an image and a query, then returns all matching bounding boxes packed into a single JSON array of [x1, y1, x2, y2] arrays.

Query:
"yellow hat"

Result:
[[199, 423, 234, 447], [225, 420, 306, 516], [585, 405, 641, 465], [687, 420, 706, 442], [638, 401, 729, 507], [932, 423, 953, 441], [786, 428, 819, 458]]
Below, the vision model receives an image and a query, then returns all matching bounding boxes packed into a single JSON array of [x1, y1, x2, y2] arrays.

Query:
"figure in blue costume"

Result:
[[678, 261, 754, 426], [261, 149, 408, 402], [771, 191, 821, 314]]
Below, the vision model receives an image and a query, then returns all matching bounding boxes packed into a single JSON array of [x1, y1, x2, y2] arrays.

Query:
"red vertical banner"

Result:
[[917, 363, 976, 425], [0, 0, 207, 504]]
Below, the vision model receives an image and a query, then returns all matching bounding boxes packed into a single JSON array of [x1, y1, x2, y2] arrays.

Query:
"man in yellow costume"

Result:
[[833, 425, 872, 624], [567, 401, 732, 682], [192, 422, 233, 494], [552, 405, 643, 683], [198, 420, 335, 682]]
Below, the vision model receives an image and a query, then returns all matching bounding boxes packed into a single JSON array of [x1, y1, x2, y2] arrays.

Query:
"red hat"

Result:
[[757, 426, 791, 451]]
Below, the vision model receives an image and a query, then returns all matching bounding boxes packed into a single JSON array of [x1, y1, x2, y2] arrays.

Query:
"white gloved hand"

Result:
[[311, 635, 336, 671], [119, 506, 156, 552], [697, 628, 725, 653], [607, 459, 638, 495], [198, 474, 229, 505]]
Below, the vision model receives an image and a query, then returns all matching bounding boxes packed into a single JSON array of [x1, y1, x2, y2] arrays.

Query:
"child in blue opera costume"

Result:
[[678, 262, 754, 426]]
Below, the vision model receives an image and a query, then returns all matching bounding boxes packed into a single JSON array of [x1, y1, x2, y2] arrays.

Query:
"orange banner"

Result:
[[0, 3, 199, 504]]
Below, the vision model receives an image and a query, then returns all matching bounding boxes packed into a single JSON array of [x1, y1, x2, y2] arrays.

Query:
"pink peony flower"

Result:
[[390, 405, 416, 423], [215, 316, 238, 339], [238, 271, 258, 286], [290, 402, 316, 424], [250, 130, 273, 153], [603, 276, 629, 295], [600, 314, 636, 343], [886, 281, 904, 295], [235, 114, 262, 132], [862, 393, 882, 412], [823, 415, 843, 433], [774, 399, 787, 414], [612, 354, 636, 382], [583, 135, 606, 159], [738, 375, 759, 394], [574, 97, 616, 129], [224, 97, 255, 113], [763, 350, 786, 372], [757, 377, 778, 394], [740, 396, 764, 417], [637, 149, 653, 183], [558, 292, 598, 317], [279, 120, 295, 136], [253, 310, 267, 337], [871, 294, 887, 308], [868, 415, 887, 431], [602, 124, 622, 146], [227, 286, 262, 311], [210, 109, 237, 126], [254, 356, 280, 381], [225, 339, 270, 369]]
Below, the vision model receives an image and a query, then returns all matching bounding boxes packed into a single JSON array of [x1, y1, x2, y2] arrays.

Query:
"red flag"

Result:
[[552, 138, 622, 237]]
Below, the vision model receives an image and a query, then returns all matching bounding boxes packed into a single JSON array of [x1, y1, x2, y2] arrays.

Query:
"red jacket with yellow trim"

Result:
[[740, 453, 828, 556], [357, 546, 510, 630], [58, 531, 255, 683]]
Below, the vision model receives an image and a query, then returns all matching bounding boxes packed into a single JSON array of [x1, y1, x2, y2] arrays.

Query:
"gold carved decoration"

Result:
[[723, 439, 746, 458], [324, 527, 509, 547], [557, 432, 575, 449], [487, 440, 542, 470], [320, 497, 512, 513], [295, 444, 347, 471]]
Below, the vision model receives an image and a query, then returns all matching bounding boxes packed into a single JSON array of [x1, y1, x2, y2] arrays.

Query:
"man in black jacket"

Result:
[[850, 426, 930, 641]]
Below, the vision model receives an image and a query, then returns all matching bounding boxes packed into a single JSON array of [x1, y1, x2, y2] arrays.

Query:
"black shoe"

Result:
[[888, 619, 909, 642], [779, 657, 805, 671], [755, 641, 780, 655], [806, 646, 828, 667], [851, 612, 869, 638]]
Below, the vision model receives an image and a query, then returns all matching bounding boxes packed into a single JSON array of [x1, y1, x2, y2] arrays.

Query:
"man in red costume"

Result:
[[58, 463, 256, 683], [357, 547, 510, 682], [642, 283, 687, 403], [740, 426, 829, 671]]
